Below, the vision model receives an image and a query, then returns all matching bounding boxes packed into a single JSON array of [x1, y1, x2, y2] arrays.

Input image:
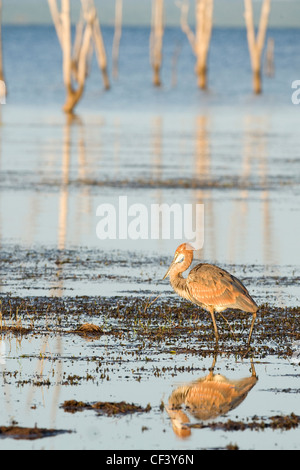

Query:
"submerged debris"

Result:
[[189, 413, 300, 432], [0, 425, 71, 440], [0, 325, 32, 336], [61, 399, 151, 416], [74, 323, 103, 337]]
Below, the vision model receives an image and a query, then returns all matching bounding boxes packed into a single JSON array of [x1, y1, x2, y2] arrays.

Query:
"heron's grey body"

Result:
[[163, 244, 258, 345]]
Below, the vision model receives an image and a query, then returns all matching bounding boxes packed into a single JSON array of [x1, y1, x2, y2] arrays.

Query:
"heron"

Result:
[[162, 243, 258, 346]]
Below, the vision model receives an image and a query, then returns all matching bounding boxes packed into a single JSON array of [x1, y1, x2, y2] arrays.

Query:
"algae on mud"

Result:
[[187, 413, 300, 432], [61, 399, 151, 416], [1, 294, 300, 450], [0, 425, 71, 440], [0, 294, 299, 357]]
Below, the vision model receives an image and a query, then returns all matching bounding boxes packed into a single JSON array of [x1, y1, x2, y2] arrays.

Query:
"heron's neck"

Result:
[[169, 251, 193, 298]]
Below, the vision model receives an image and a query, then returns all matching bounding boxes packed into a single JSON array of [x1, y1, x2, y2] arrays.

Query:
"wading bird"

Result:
[[162, 243, 258, 347]]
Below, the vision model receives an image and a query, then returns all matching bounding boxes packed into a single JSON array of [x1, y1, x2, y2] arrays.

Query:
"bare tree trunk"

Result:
[[60, 0, 73, 110], [150, 0, 164, 87], [0, 0, 3, 81], [91, 7, 110, 90], [265, 37, 274, 77], [195, 0, 213, 89], [171, 41, 182, 88], [0, 0, 6, 100], [244, 0, 272, 94], [48, 0, 110, 113], [48, 0, 63, 46], [179, 0, 214, 90], [179, 0, 195, 50], [72, 10, 85, 81], [112, 0, 123, 79]]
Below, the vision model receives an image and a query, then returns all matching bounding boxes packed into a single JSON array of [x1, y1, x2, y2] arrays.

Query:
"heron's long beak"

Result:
[[162, 257, 176, 280]]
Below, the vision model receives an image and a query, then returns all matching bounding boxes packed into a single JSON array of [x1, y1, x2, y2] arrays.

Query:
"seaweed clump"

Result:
[[61, 399, 151, 416]]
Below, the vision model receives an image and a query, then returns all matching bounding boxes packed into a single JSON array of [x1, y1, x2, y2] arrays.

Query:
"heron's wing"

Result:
[[186, 264, 257, 312]]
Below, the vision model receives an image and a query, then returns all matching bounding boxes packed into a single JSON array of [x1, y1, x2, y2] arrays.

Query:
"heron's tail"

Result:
[[235, 294, 258, 313]]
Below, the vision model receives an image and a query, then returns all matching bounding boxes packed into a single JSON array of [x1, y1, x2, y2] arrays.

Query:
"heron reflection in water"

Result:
[[166, 354, 258, 438]]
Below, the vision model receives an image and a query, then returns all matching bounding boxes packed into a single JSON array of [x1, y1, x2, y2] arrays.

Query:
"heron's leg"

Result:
[[209, 307, 219, 344], [250, 358, 257, 377], [208, 352, 218, 378], [247, 311, 257, 346]]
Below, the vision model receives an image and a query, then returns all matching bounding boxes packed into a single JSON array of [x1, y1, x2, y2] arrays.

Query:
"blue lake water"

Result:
[[2, 25, 300, 109]]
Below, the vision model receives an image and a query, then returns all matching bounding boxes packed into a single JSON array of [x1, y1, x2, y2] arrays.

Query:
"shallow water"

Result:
[[1, 106, 300, 306], [1, 330, 300, 450], [1, 26, 300, 450]]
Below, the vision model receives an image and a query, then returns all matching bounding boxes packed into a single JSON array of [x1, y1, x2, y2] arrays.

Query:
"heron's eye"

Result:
[[175, 253, 184, 263]]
